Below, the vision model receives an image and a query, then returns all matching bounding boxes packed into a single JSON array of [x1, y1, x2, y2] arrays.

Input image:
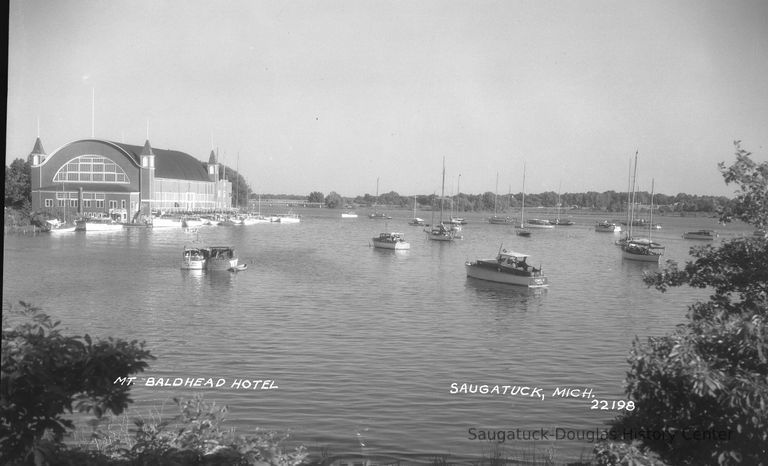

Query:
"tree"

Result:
[[610, 141, 768, 465], [4, 158, 31, 210], [1, 302, 155, 464], [307, 191, 324, 204], [325, 191, 343, 208]]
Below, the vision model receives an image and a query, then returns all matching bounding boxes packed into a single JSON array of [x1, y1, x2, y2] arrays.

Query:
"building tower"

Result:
[[140, 139, 156, 218]]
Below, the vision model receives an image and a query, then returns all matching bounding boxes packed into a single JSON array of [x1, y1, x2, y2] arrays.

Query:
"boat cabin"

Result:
[[496, 250, 542, 276]]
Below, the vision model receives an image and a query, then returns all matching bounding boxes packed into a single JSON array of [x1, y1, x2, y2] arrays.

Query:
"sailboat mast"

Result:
[[649, 178, 655, 242], [440, 157, 445, 223], [494, 172, 499, 215], [629, 152, 638, 239], [521, 163, 526, 226]]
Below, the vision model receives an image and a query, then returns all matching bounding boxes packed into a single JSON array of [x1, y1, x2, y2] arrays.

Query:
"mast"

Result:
[[520, 162, 527, 226], [457, 174, 461, 218], [494, 172, 499, 215], [629, 152, 639, 240], [649, 178, 655, 242], [439, 157, 446, 223]]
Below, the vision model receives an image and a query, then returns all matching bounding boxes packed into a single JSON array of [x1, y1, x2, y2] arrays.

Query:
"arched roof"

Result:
[[110, 141, 210, 182]]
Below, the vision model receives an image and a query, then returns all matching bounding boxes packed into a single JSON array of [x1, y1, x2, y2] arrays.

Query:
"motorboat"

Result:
[[202, 246, 239, 271], [341, 211, 358, 219], [526, 218, 555, 229], [408, 217, 426, 226], [181, 246, 206, 270], [552, 218, 575, 226], [368, 211, 391, 219], [595, 221, 622, 233], [449, 217, 467, 225], [182, 216, 204, 228], [682, 229, 719, 240], [242, 214, 270, 225], [276, 212, 300, 223], [465, 246, 549, 287], [76, 217, 124, 232], [488, 215, 512, 224], [151, 215, 183, 228], [46, 219, 76, 233], [372, 232, 411, 250]]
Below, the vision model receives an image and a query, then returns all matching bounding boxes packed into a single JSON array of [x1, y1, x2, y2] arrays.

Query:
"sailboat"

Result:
[[515, 163, 531, 237], [620, 157, 665, 262], [48, 181, 77, 233], [489, 172, 511, 224], [450, 174, 466, 225], [426, 158, 454, 242], [552, 182, 574, 226], [369, 177, 391, 219], [408, 195, 425, 226]]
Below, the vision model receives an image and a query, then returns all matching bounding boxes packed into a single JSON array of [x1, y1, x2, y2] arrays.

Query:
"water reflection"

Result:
[[465, 276, 547, 310]]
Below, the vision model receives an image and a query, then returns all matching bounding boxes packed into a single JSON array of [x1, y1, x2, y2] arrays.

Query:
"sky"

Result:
[[6, 0, 768, 198]]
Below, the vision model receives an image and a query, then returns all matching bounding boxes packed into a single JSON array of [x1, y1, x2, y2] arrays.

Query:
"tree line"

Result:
[[4, 157, 733, 213]]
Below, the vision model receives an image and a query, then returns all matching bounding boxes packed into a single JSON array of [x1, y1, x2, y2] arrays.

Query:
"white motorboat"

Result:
[[151, 215, 183, 228], [682, 229, 718, 240], [372, 232, 410, 250], [465, 246, 549, 287], [181, 246, 206, 270], [182, 216, 204, 228], [76, 217, 124, 232], [276, 212, 301, 223], [595, 221, 622, 233], [526, 218, 555, 229], [46, 219, 77, 233], [341, 211, 358, 219]]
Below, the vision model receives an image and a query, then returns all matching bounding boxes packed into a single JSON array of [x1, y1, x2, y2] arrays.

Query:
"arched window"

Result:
[[53, 155, 130, 183]]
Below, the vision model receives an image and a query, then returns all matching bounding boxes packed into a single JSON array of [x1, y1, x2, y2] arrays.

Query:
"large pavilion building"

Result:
[[28, 138, 232, 222]]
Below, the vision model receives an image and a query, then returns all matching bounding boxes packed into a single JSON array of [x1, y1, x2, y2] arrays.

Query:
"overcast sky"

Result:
[[7, 0, 768, 197]]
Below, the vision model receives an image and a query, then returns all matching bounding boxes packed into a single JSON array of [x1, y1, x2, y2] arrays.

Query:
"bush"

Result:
[[1, 302, 154, 465], [610, 142, 768, 465]]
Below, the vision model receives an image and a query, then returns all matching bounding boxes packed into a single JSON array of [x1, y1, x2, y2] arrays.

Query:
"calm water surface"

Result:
[[3, 211, 748, 463]]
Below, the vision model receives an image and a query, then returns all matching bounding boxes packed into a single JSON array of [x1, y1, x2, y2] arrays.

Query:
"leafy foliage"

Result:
[[611, 142, 768, 465], [1, 302, 154, 464], [324, 191, 343, 209], [4, 158, 32, 210], [87, 395, 307, 465]]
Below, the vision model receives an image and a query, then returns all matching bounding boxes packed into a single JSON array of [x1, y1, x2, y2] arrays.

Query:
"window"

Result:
[[70, 199, 78, 207], [121, 200, 126, 209], [95, 200, 104, 208], [45, 199, 54, 207], [54, 155, 130, 184], [83, 199, 91, 208], [109, 200, 118, 209], [58, 199, 66, 207]]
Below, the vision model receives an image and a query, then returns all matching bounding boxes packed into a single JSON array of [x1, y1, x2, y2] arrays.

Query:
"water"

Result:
[[2, 211, 748, 463]]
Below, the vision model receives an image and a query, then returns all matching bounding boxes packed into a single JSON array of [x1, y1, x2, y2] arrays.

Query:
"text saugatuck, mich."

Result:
[[449, 383, 598, 400], [114, 376, 278, 390], [467, 427, 735, 443]]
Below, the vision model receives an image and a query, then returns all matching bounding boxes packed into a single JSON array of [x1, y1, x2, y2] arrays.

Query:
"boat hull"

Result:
[[372, 239, 410, 250], [621, 250, 662, 262], [465, 262, 548, 287]]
